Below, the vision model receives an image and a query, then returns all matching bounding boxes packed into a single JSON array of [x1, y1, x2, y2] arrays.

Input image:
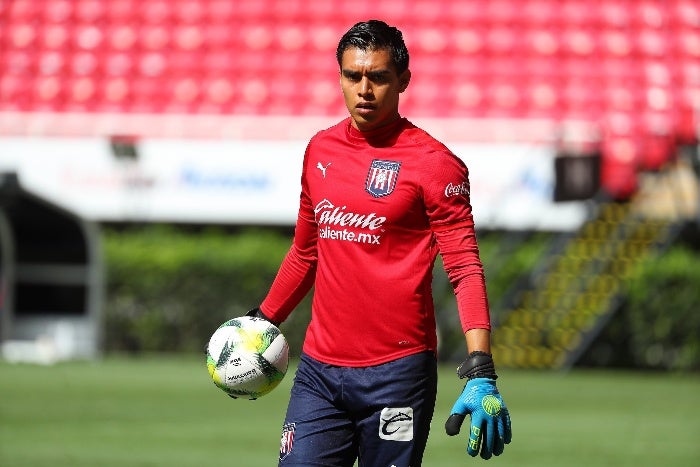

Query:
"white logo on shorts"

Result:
[[379, 407, 414, 442]]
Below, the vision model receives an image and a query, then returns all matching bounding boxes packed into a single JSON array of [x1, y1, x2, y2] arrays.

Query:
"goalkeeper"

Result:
[[249, 19, 512, 466]]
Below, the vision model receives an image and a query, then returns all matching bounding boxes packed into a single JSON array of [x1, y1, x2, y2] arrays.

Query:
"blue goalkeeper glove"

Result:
[[445, 352, 512, 459]]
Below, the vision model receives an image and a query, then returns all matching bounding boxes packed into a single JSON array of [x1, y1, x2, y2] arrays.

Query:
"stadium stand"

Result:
[[0, 0, 697, 205], [1, 1, 697, 118], [1, 0, 698, 197]]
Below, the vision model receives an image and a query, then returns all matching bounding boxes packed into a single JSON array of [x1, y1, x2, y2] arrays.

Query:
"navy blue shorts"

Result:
[[278, 351, 438, 466]]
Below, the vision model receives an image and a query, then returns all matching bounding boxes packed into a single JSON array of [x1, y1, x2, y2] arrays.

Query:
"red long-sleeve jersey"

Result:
[[261, 117, 490, 367]]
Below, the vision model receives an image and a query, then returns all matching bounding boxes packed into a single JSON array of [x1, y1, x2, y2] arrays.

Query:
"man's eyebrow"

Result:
[[341, 69, 392, 78], [367, 70, 391, 78]]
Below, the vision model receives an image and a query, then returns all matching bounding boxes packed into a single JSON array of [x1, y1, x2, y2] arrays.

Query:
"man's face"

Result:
[[340, 47, 410, 132]]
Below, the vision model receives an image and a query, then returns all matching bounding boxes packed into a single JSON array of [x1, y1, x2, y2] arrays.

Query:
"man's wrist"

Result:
[[246, 307, 280, 326], [457, 351, 498, 380]]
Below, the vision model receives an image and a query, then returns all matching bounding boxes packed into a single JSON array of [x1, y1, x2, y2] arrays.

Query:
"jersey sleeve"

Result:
[[423, 149, 492, 332], [260, 144, 318, 324]]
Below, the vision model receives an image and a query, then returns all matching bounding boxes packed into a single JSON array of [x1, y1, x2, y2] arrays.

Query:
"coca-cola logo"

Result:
[[314, 199, 386, 230], [444, 181, 469, 198]]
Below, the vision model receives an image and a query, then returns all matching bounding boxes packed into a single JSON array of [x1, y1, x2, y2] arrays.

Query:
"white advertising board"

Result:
[[0, 138, 587, 230]]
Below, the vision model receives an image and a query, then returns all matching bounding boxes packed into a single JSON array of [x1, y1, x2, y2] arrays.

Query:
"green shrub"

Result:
[[621, 246, 700, 371], [580, 244, 700, 371], [103, 226, 311, 353]]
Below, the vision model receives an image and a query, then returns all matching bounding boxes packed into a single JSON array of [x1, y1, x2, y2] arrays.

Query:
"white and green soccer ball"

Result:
[[206, 316, 289, 400]]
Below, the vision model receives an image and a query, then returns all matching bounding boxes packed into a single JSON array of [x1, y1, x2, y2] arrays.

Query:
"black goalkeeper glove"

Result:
[[246, 307, 280, 326]]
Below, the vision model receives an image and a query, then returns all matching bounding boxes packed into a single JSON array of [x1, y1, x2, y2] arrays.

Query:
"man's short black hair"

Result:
[[336, 20, 410, 75]]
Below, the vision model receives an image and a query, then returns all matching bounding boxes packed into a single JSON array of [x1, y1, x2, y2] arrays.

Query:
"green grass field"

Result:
[[1, 355, 698, 467]]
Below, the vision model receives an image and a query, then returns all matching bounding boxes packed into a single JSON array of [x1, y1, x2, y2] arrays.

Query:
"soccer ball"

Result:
[[206, 316, 289, 399]]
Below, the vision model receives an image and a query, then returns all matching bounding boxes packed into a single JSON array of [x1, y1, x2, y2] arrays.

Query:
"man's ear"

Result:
[[399, 69, 411, 93]]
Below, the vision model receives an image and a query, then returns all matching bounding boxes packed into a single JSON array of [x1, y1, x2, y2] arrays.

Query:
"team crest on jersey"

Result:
[[279, 422, 296, 461], [366, 159, 401, 198]]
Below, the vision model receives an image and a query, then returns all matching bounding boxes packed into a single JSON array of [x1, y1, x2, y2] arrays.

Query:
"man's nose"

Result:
[[358, 77, 372, 96]]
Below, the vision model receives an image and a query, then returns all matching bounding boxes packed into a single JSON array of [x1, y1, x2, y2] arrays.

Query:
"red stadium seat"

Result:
[[7, 22, 37, 49], [106, 25, 138, 51], [103, 77, 131, 109], [560, 0, 598, 27], [523, 27, 561, 57], [604, 84, 643, 114], [2, 50, 35, 76], [633, 1, 668, 29], [600, 1, 632, 29], [105, 0, 139, 22], [6, 0, 40, 20], [205, 0, 236, 23], [485, 0, 520, 25], [33, 75, 64, 111], [64, 76, 98, 111], [140, 25, 171, 51], [173, 24, 204, 51], [639, 109, 677, 170], [521, 0, 561, 26], [600, 29, 633, 58], [139, 0, 173, 24], [0, 75, 32, 110], [37, 51, 66, 76], [445, 1, 490, 25], [73, 24, 104, 51], [635, 28, 671, 58], [676, 27, 700, 59], [672, 0, 700, 28], [43, 0, 73, 24], [40, 24, 71, 50], [75, 0, 107, 23], [484, 25, 520, 56], [524, 80, 563, 120]]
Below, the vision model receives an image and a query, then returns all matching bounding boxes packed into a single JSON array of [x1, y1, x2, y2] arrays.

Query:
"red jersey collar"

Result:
[[345, 117, 408, 146]]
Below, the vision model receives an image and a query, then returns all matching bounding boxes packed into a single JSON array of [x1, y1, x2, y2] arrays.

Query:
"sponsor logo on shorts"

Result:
[[379, 407, 414, 442]]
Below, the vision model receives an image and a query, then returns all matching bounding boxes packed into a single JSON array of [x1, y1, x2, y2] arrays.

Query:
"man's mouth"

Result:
[[355, 102, 376, 115]]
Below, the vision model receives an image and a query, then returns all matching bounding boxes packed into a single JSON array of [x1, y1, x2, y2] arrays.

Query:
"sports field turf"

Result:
[[1, 355, 698, 466]]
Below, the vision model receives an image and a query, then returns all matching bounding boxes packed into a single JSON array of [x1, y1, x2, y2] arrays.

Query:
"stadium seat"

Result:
[[6, 0, 41, 20], [106, 25, 138, 51], [521, 0, 561, 26], [633, 1, 668, 29], [600, 136, 640, 200], [40, 24, 71, 50], [600, 1, 632, 29], [75, 0, 106, 23], [43, 0, 73, 23], [103, 77, 131, 108], [140, 25, 171, 51], [672, 0, 700, 28], [0, 75, 32, 111], [7, 22, 36, 49]]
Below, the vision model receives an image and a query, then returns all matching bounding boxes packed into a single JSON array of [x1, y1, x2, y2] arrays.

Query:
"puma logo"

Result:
[[317, 161, 331, 178]]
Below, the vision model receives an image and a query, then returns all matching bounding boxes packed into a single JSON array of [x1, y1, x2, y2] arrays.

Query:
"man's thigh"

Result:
[[278, 354, 357, 466], [349, 352, 438, 467]]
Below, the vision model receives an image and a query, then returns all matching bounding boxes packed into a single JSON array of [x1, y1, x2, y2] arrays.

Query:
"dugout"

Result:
[[0, 173, 103, 363]]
